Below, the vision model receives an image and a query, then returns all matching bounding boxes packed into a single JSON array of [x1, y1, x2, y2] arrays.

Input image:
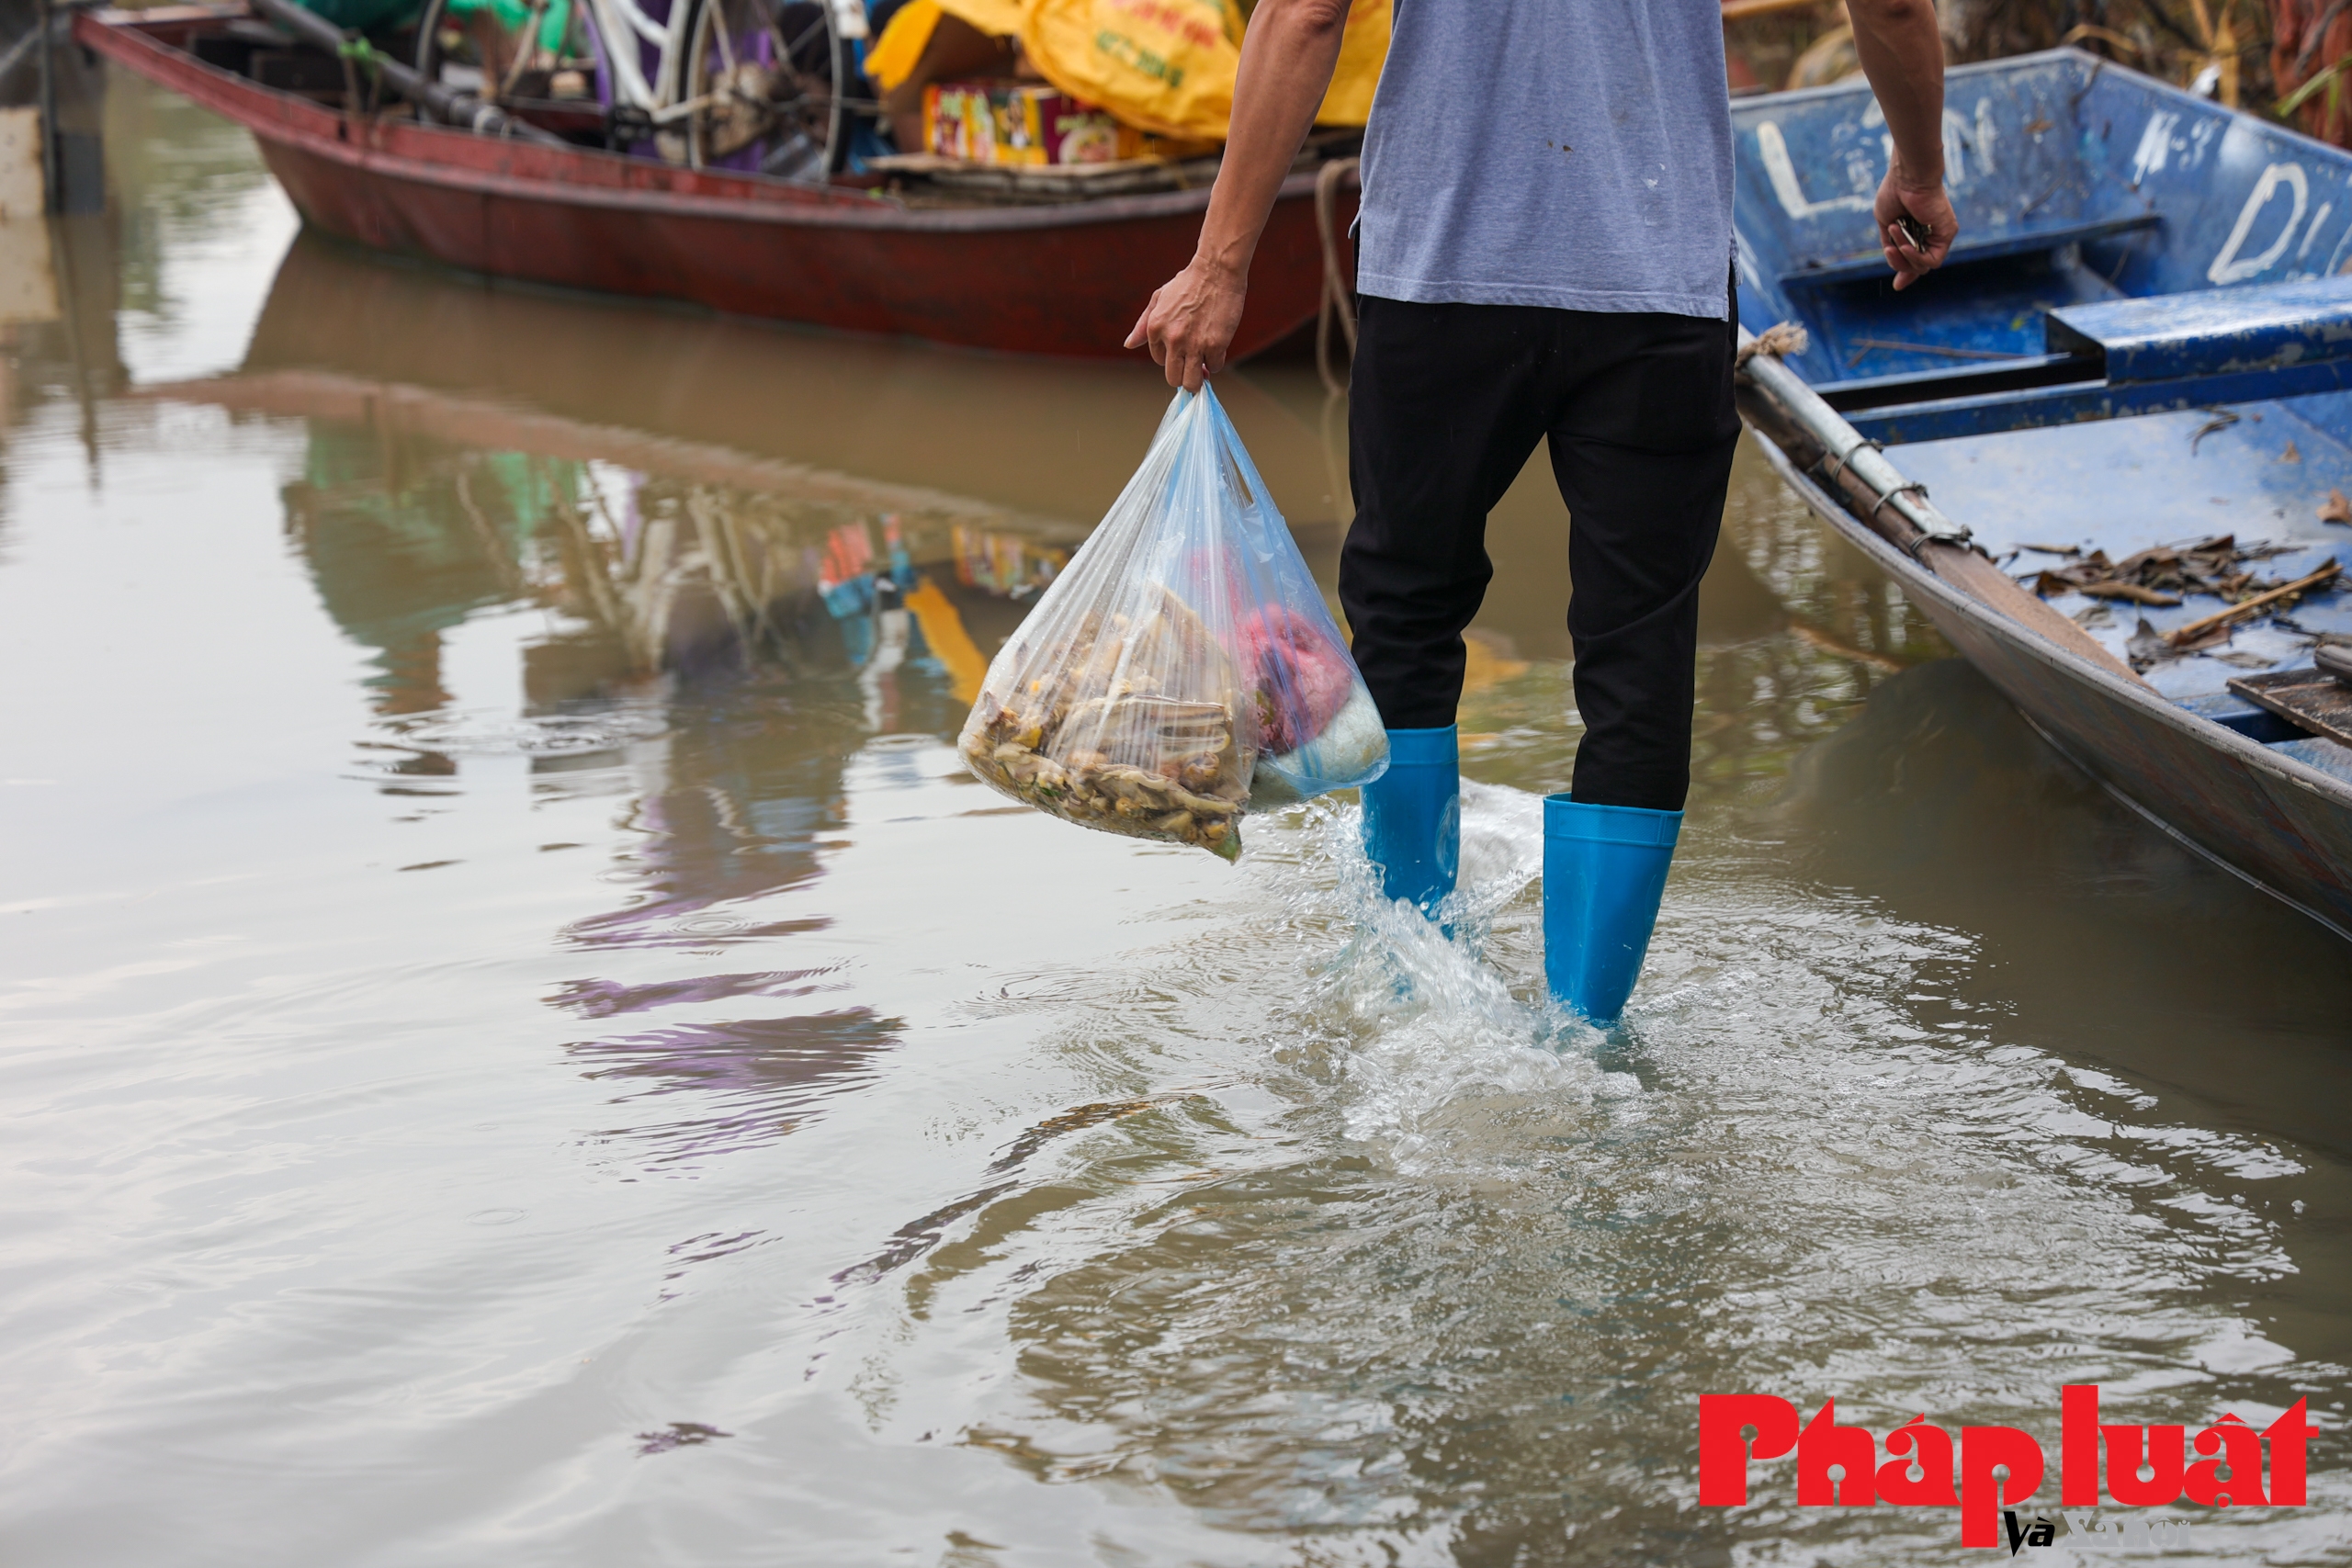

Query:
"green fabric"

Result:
[[444, 0, 573, 53], [298, 0, 571, 52]]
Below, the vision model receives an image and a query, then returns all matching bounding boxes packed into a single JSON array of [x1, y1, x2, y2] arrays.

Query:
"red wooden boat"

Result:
[[75, 4, 1356, 360]]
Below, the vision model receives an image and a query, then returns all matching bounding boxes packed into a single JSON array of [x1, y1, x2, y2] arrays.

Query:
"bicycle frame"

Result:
[[582, 0, 695, 121], [578, 0, 870, 161]]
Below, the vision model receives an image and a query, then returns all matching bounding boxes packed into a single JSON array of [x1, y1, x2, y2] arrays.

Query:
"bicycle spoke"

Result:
[[711, 3, 738, 74], [782, 17, 825, 61]]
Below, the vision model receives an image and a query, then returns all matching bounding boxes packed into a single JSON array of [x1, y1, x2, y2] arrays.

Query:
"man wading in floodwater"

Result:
[[1129, 0, 1956, 1022]]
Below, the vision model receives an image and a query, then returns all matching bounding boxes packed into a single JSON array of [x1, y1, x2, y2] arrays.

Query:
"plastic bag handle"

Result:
[[1182, 386, 1284, 565]]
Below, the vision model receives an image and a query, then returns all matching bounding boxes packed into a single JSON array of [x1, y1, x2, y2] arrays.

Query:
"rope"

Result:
[[334, 32, 385, 119], [1823, 436, 1882, 485], [335, 34, 385, 75], [1314, 156, 1360, 399], [1734, 320, 1810, 367], [1737, 321, 1979, 559], [1875, 482, 1932, 528], [1816, 435, 1962, 556]]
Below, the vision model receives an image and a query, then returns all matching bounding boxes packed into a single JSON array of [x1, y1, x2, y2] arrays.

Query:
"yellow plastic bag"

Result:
[[1018, 0, 1386, 141], [936, 0, 1028, 34], [1019, 0, 1244, 141], [1315, 0, 1387, 126], [865, 0, 1031, 96], [865, 0, 940, 95]]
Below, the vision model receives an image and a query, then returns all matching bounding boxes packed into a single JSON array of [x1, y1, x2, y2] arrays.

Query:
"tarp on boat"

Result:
[[867, 0, 1388, 137]]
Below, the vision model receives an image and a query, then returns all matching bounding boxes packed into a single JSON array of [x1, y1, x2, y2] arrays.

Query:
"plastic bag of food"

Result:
[[959, 385, 1388, 861]]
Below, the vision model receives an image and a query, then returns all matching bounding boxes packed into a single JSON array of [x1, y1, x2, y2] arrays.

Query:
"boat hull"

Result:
[[78, 7, 1347, 360], [1754, 435, 2352, 939]]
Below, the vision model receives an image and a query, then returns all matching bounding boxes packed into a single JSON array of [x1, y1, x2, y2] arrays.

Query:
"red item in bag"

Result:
[[1240, 606, 1355, 754]]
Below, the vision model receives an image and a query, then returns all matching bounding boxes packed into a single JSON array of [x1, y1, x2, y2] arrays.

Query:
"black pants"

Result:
[[1338, 295, 1742, 812]]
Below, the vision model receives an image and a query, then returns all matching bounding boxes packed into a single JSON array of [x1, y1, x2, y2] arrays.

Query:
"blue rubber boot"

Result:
[[1544, 795, 1681, 1024], [1361, 726, 1459, 916]]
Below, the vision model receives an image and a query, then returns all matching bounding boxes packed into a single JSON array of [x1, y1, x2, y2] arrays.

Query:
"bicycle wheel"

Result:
[[414, 0, 571, 99], [412, 0, 474, 86], [684, 0, 866, 177]]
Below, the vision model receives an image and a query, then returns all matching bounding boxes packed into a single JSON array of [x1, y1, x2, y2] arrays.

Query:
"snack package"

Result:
[[923, 81, 1144, 166], [959, 386, 1388, 860]]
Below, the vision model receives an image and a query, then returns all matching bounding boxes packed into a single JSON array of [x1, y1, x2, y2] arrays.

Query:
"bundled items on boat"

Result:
[[859, 0, 1382, 194], [868, 0, 1384, 145], [915, 80, 1204, 166], [958, 387, 1386, 862]]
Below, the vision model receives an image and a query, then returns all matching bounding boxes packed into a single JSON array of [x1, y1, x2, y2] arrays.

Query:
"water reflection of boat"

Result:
[[148, 219, 1362, 695], [1735, 50, 2352, 939], [220, 393, 973, 1159], [152, 364, 1083, 692], [76, 5, 1356, 360], [234, 226, 1350, 536]]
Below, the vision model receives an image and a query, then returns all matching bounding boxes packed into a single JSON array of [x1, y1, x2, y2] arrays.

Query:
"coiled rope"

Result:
[[1314, 156, 1360, 398]]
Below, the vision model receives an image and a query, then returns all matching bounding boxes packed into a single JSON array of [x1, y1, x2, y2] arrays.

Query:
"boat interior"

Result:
[[1735, 49, 2352, 774]]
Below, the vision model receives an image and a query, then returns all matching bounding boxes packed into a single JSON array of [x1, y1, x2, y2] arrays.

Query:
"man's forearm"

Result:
[[1849, 0, 1946, 187], [1193, 0, 1351, 281], [1125, 0, 1351, 384]]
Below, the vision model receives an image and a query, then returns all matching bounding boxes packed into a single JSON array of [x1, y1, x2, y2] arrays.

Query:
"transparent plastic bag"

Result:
[[958, 385, 1389, 861]]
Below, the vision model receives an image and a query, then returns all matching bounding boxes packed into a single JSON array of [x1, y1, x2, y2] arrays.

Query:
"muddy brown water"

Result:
[[2, 76, 2348, 1567]]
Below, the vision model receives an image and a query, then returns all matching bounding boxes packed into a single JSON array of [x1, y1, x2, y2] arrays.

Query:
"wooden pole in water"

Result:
[[1735, 327, 2151, 688], [35, 0, 59, 213]]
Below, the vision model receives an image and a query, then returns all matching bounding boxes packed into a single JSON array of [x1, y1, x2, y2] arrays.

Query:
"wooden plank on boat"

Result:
[[2046, 276, 2352, 385], [867, 152, 1224, 200], [1784, 214, 2160, 288], [2229, 663, 2352, 749]]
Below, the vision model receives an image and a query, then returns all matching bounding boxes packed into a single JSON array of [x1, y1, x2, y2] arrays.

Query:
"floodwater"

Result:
[[3, 75, 2349, 1568]]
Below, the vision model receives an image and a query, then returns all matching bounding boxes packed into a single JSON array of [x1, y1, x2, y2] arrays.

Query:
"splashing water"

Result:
[[818, 776, 2349, 1564]]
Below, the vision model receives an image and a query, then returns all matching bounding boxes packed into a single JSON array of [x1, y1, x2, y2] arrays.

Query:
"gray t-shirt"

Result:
[[1354, 0, 1736, 319]]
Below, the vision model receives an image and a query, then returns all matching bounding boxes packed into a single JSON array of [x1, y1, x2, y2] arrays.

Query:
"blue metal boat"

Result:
[[1731, 48, 2352, 941]]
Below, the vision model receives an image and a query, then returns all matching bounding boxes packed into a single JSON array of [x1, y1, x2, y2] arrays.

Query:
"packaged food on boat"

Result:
[[959, 386, 1388, 860], [922, 80, 1145, 165]]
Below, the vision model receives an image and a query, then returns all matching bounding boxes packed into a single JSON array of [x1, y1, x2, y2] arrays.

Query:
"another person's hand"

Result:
[[1126, 257, 1248, 392], [1874, 167, 1957, 290]]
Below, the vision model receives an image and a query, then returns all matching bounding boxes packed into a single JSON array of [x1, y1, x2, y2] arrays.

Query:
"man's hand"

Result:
[[1121, 0, 1349, 382], [1849, 0, 1956, 289], [1127, 257, 1248, 393], [1874, 168, 1956, 290]]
